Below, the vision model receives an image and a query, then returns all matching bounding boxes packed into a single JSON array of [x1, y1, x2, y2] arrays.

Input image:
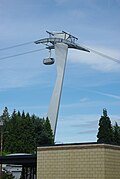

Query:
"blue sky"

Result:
[[0, 0, 120, 143]]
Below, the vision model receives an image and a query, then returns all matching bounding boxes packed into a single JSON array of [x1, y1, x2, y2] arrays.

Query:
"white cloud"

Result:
[[0, 49, 55, 90], [54, 0, 68, 4], [56, 112, 120, 143], [94, 91, 120, 100], [79, 98, 89, 102], [61, 99, 120, 110], [56, 114, 98, 143]]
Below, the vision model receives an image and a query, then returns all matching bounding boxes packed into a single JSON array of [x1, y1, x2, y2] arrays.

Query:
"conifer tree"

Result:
[[113, 122, 120, 145], [97, 109, 113, 144], [2, 108, 54, 153], [1, 107, 10, 124], [37, 117, 54, 145]]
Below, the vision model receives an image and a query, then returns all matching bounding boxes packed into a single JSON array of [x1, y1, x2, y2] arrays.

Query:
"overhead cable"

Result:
[[0, 48, 45, 61], [0, 41, 34, 51], [81, 45, 120, 64], [0, 39, 120, 64]]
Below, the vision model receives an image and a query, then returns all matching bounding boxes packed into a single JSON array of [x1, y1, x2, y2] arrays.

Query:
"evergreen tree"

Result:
[[22, 111, 25, 118], [34, 116, 44, 147], [17, 111, 21, 118], [113, 122, 120, 145], [2, 108, 54, 154], [3, 110, 35, 153], [97, 109, 113, 144], [1, 107, 10, 124], [3, 109, 18, 153], [37, 117, 54, 145]]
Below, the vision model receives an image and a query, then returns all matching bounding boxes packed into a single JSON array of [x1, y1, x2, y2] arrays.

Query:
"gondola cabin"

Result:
[[43, 58, 55, 65]]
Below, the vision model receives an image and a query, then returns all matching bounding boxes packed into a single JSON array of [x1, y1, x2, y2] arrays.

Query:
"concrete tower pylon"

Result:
[[35, 31, 90, 139], [47, 42, 68, 136]]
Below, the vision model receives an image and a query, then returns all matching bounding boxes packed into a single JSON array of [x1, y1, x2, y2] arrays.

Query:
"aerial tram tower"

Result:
[[35, 31, 90, 138]]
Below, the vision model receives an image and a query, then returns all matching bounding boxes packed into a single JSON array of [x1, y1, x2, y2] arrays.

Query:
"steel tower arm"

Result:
[[34, 31, 90, 52]]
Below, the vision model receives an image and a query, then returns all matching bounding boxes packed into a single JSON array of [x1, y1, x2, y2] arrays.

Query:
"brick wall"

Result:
[[104, 147, 120, 179], [37, 143, 120, 179]]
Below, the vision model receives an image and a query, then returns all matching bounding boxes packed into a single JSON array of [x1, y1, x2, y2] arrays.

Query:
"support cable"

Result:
[[0, 38, 119, 64], [81, 45, 120, 64], [0, 41, 34, 51], [0, 48, 45, 61]]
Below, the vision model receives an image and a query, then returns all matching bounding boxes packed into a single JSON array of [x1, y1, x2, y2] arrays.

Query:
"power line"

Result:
[[0, 41, 34, 51], [0, 48, 45, 61]]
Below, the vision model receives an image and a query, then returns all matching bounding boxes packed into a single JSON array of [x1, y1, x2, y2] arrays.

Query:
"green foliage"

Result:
[[1, 107, 10, 124], [1, 107, 54, 154], [97, 109, 113, 144], [97, 109, 120, 146], [1, 171, 15, 179], [37, 117, 54, 145], [112, 122, 120, 145]]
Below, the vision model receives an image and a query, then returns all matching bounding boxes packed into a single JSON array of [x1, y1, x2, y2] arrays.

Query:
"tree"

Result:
[[1, 107, 10, 124], [22, 111, 25, 118], [37, 117, 54, 145], [97, 109, 113, 144], [2, 108, 54, 154], [3, 110, 36, 153], [113, 122, 120, 145]]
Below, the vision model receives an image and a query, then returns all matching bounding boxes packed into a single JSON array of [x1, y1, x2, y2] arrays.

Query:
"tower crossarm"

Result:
[[34, 38, 90, 52]]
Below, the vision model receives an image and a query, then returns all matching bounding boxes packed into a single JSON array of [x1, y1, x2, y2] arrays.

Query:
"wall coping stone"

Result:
[[37, 143, 120, 152]]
